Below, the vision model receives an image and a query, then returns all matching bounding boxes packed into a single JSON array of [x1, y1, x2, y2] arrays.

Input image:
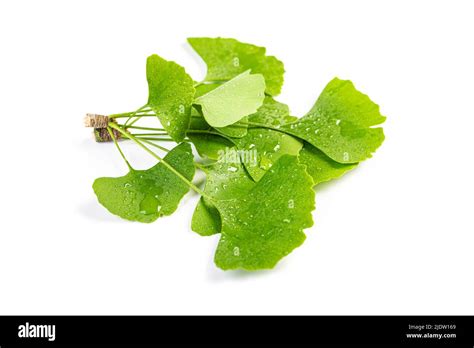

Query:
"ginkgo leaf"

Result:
[[188, 133, 234, 160], [234, 97, 302, 181], [281, 78, 386, 163], [146, 54, 195, 142], [194, 70, 265, 128], [213, 155, 315, 270], [188, 37, 284, 96], [215, 118, 248, 138], [234, 129, 302, 181], [93, 143, 195, 223], [192, 89, 249, 138], [191, 159, 254, 236], [188, 97, 296, 160], [192, 155, 316, 270], [213, 96, 296, 138], [298, 143, 357, 185], [194, 83, 220, 98], [186, 111, 234, 160], [248, 96, 297, 125], [191, 199, 222, 236]]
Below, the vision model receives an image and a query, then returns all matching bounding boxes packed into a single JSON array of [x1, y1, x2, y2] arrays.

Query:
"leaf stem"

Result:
[[133, 136, 181, 142], [245, 121, 287, 133], [122, 125, 166, 131], [124, 105, 150, 127], [139, 139, 170, 153], [186, 129, 234, 143], [106, 126, 132, 170], [130, 132, 169, 136], [111, 114, 156, 119], [109, 123, 209, 199], [108, 105, 152, 119], [193, 162, 209, 172]]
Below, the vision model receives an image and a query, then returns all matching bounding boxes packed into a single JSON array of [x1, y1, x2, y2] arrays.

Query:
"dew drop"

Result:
[[259, 156, 272, 170], [139, 194, 159, 215]]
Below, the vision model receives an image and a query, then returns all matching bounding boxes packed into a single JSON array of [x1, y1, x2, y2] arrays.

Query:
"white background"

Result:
[[0, 0, 473, 315]]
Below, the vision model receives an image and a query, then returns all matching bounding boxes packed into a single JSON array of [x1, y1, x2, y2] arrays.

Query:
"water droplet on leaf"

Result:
[[139, 194, 159, 215]]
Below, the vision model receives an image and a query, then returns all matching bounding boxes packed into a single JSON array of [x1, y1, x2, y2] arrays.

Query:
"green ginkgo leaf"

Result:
[[234, 97, 302, 181], [215, 118, 248, 138], [235, 129, 302, 181], [194, 70, 265, 128], [93, 143, 195, 223], [281, 78, 386, 163], [191, 199, 222, 237], [298, 143, 357, 185], [214, 155, 315, 270], [146, 54, 195, 142], [186, 110, 234, 160], [188, 133, 234, 160], [248, 96, 297, 125], [191, 159, 254, 236], [188, 37, 285, 96], [192, 155, 315, 270]]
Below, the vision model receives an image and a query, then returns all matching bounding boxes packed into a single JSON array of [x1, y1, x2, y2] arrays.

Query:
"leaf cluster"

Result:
[[89, 37, 386, 271]]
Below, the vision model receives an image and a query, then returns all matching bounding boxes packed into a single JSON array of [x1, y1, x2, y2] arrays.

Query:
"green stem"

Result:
[[139, 139, 170, 153], [126, 105, 156, 127], [186, 129, 234, 143], [124, 105, 148, 127], [111, 114, 156, 119], [109, 123, 209, 199], [193, 162, 209, 172], [245, 121, 300, 140], [245, 121, 283, 132], [122, 125, 166, 131], [130, 132, 169, 137], [109, 105, 152, 119], [126, 113, 156, 127], [106, 126, 132, 170], [133, 136, 180, 142]]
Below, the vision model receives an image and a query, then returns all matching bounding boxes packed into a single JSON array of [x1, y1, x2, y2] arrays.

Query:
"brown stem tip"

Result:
[[94, 128, 122, 142], [84, 114, 109, 128]]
